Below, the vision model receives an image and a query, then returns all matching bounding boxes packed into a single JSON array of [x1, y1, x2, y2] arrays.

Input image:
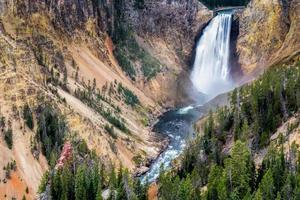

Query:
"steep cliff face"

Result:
[[270, 0, 300, 64], [126, 0, 211, 63], [124, 0, 212, 105], [237, 0, 300, 75]]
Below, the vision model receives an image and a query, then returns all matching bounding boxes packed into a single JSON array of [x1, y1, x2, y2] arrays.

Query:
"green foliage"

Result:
[[111, 1, 161, 81], [114, 37, 161, 81], [47, 162, 102, 200], [207, 165, 226, 200], [0, 116, 5, 128], [104, 124, 117, 139], [75, 165, 87, 200], [158, 170, 199, 200], [4, 129, 13, 149], [223, 141, 254, 198], [38, 171, 49, 194], [23, 104, 34, 130], [132, 154, 143, 166], [159, 138, 300, 200], [204, 61, 300, 150], [77, 140, 89, 155], [114, 48, 136, 80], [258, 169, 275, 200], [117, 83, 140, 107], [37, 104, 66, 161], [102, 109, 130, 134], [3, 160, 17, 179], [141, 53, 161, 80], [156, 57, 300, 200], [75, 87, 130, 135], [44, 159, 147, 200]]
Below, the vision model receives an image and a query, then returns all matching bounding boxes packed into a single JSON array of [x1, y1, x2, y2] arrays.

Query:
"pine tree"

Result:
[[224, 141, 252, 198], [178, 175, 193, 200], [207, 165, 223, 200], [93, 78, 97, 92], [61, 164, 74, 200], [75, 165, 87, 200], [75, 67, 79, 82], [96, 183, 103, 200], [258, 169, 275, 200], [253, 188, 263, 200], [38, 171, 49, 193], [240, 119, 249, 142], [23, 104, 34, 130], [51, 170, 62, 200]]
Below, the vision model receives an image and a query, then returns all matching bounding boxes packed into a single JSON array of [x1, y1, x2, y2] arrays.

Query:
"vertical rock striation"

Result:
[[237, 0, 300, 75]]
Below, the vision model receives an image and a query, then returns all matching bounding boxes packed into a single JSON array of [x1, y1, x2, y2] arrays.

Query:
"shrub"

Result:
[[23, 104, 34, 130], [4, 129, 13, 149], [140, 54, 161, 80], [38, 171, 49, 193], [114, 47, 136, 80], [104, 124, 117, 139], [77, 140, 89, 155], [0, 116, 5, 128], [117, 83, 140, 107]]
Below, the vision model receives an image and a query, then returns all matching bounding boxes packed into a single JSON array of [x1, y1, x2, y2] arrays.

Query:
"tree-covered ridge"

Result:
[[159, 139, 300, 200], [39, 138, 148, 200], [199, 0, 251, 9], [157, 58, 300, 199]]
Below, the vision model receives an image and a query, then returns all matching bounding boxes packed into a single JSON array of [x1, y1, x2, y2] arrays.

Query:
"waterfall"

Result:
[[191, 11, 234, 100]]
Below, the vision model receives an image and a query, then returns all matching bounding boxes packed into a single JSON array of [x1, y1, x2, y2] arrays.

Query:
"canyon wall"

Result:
[[123, 0, 213, 105], [237, 0, 300, 75]]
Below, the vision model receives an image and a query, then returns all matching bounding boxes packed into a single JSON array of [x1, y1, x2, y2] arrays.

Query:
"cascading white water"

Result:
[[191, 11, 234, 99]]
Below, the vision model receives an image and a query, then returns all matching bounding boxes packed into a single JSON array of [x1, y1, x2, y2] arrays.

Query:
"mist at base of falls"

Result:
[[190, 11, 235, 101]]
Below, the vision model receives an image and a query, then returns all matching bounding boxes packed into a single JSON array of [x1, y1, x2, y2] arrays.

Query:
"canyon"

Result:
[[0, 0, 299, 199]]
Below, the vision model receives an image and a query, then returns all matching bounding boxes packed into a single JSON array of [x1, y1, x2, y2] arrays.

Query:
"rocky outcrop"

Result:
[[14, 0, 110, 34], [269, 0, 300, 64], [123, 0, 213, 106], [237, 0, 299, 75], [55, 142, 72, 169], [125, 0, 212, 64]]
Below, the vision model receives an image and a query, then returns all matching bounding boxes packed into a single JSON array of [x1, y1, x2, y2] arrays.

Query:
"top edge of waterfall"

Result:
[[217, 9, 234, 14]]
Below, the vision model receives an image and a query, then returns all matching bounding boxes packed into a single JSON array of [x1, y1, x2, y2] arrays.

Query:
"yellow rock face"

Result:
[[237, 0, 292, 74]]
